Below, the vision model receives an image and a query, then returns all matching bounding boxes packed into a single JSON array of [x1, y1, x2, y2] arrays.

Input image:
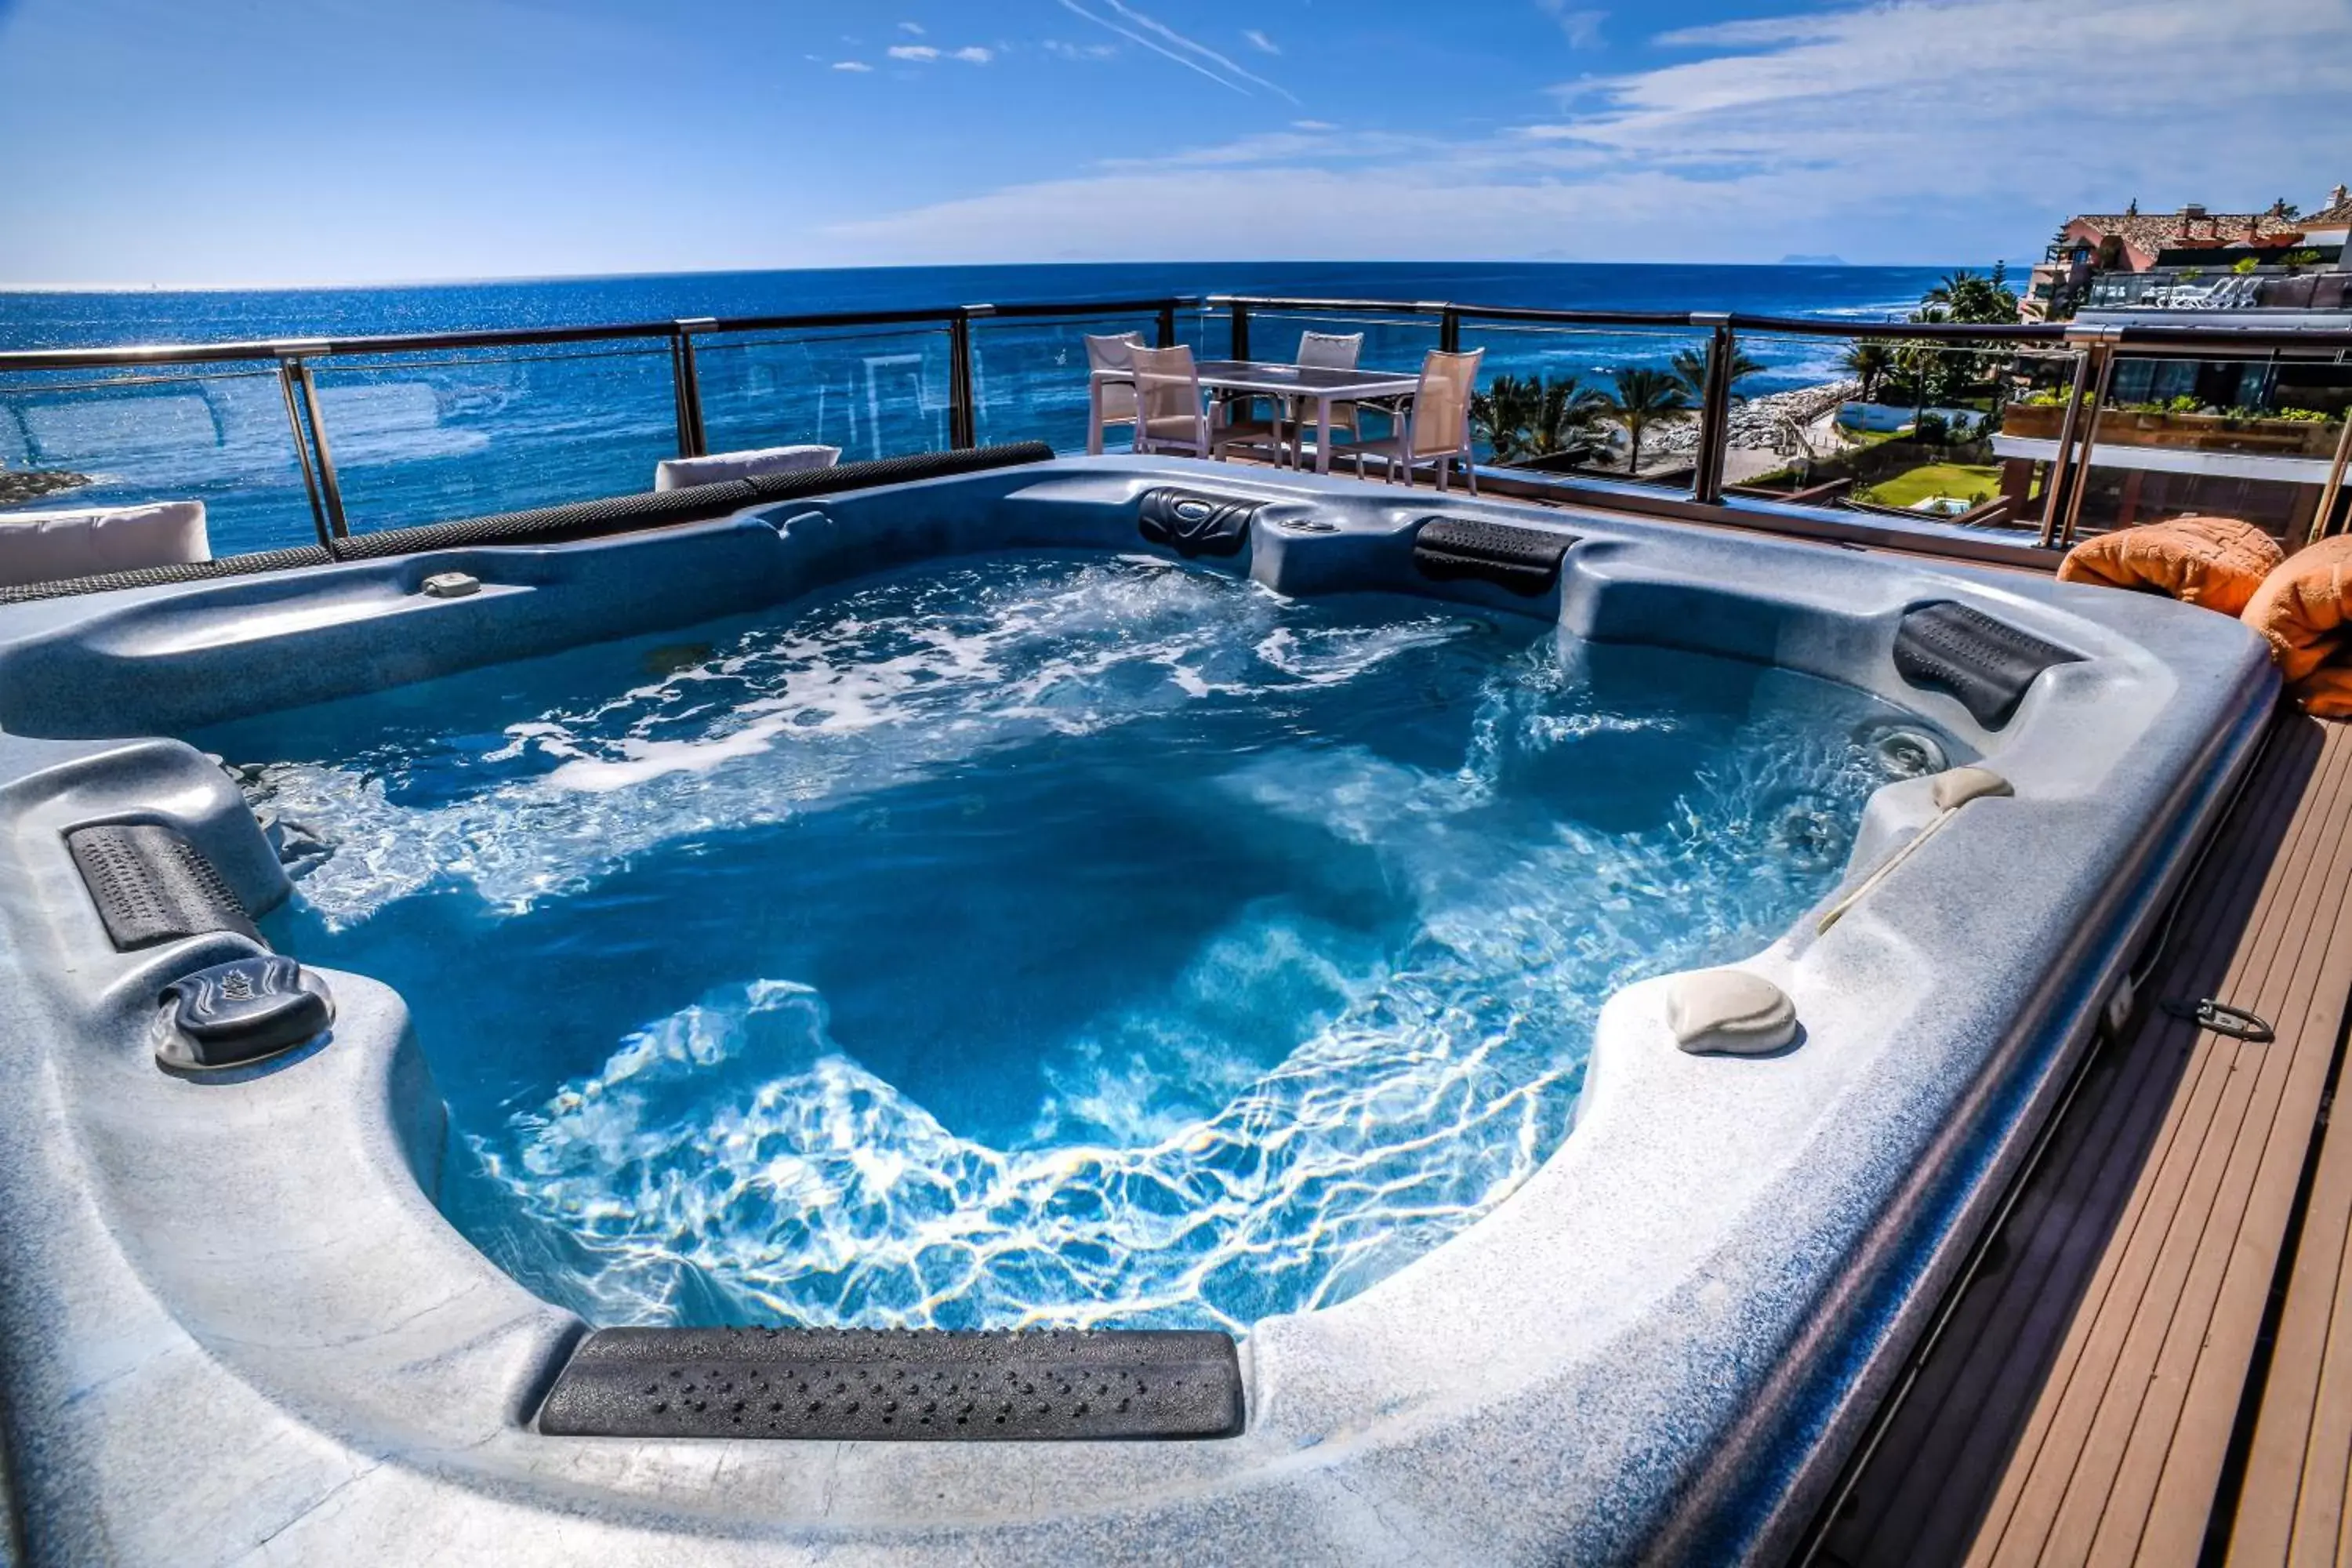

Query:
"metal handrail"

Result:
[[0, 297, 1203, 373], [13, 294, 2348, 374], [1206, 295, 2089, 343], [1212, 292, 2352, 356]]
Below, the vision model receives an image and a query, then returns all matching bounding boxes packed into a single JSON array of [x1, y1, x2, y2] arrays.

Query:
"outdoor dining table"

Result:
[[1089, 360, 1423, 474]]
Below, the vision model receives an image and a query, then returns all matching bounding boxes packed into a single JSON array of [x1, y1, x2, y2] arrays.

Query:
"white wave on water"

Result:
[[241, 557, 1465, 926]]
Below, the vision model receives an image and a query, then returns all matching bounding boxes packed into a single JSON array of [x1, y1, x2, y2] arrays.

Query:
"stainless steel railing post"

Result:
[[1156, 303, 1178, 350], [272, 344, 350, 547], [295, 360, 352, 544], [671, 320, 713, 459], [2036, 344, 2098, 550], [2056, 336, 2120, 549], [947, 309, 978, 450], [1690, 314, 1735, 505], [274, 355, 334, 551]]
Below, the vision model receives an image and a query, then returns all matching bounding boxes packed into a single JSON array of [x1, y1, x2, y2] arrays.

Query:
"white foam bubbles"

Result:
[[242, 557, 1466, 926]]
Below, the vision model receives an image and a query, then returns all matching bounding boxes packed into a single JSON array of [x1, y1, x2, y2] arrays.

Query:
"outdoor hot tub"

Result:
[[0, 455, 2276, 1565]]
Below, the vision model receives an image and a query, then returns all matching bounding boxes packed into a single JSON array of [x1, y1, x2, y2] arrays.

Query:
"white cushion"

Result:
[[653, 445, 840, 492], [0, 501, 209, 588]]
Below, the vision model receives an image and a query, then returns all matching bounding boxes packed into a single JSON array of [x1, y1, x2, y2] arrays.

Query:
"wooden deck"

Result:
[[2234, 1003, 2352, 1564], [1810, 713, 2352, 1566]]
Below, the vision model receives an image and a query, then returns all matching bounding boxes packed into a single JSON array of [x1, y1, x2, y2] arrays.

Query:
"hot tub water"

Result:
[[200, 551, 1930, 1331]]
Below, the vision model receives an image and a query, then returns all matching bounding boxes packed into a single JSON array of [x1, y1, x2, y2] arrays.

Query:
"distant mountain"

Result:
[[1780, 253, 1852, 267]]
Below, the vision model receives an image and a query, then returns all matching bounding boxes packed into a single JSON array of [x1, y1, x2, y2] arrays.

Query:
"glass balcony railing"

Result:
[[3, 294, 2347, 579]]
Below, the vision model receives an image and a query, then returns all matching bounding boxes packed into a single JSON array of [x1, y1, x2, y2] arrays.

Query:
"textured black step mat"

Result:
[[1412, 517, 1577, 595], [66, 822, 259, 951], [537, 1327, 1245, 1441], [1892, 599, 2082, 728]]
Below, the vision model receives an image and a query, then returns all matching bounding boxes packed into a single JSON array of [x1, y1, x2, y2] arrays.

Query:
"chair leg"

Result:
[[1436, 457, 1449, 494], [1464, 454, 1478, 497]]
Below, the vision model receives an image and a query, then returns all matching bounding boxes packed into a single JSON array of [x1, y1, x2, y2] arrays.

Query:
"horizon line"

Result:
[[0, 256, 2012, 296]]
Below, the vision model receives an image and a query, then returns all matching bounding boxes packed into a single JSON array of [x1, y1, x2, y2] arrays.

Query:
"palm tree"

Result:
[[1918, 266, 2020, 326], [1469, 373, 1539, 461], [1668, 344, 1767, 402], [1524, 375, 1612, 463], [1840, 339, 1896, 404], [1470, 373, 1610, 466], [1604, 368, 1693, 475]]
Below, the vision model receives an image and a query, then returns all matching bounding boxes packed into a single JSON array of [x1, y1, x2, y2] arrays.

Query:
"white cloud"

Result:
[[1537, 3, 1606, 48], [1095, 126, 1435, 172], [1243, 28, 1279, 54], [830, 60, 872, 71], [817, 0, 2352, 267], [1044, 38, 1119, 60], [1058, 0, 1298, 101], [898, 20, 925, 34], [1292, 118, 1338, 131], [885, 42, 991, 64]]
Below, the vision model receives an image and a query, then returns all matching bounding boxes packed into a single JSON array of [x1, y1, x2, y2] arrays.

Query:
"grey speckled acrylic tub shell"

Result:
[[0, 457, 2274, 1566]]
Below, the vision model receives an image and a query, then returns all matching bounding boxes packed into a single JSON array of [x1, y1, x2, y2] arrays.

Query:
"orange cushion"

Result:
[[2244, 535, 2352, 714], [2291, 666, 2352, 720], [2056, 515, 2285, 618]]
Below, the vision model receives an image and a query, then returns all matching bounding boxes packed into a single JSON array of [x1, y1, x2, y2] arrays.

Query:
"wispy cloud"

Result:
[[953, 45, 993, 63], [898, 20, 924, 34], [1537, 3, 1606, 48], [830, 59, 872, 71], [1242, 28, 1279, 54], [1095, 126, 1436, 172], [887, 43, 938, 60], [1044, 38, 1119, 60], [1537, 0, 2352, 168], [1057, 0, 1298, 101], [821, 0, 2352, 267]]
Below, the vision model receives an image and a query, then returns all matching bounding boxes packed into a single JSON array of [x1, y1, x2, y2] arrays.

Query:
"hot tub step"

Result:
[[65, 822, 260, 950], [536, 1327, 1244, 1441], [1412, 517, 1577, 594]]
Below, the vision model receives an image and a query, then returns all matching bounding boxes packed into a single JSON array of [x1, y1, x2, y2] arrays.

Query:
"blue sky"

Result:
[[2, 0, 2348, 285]]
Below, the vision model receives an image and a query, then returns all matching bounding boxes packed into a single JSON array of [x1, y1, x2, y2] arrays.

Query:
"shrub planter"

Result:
[[2002, 403, 2342, 457]]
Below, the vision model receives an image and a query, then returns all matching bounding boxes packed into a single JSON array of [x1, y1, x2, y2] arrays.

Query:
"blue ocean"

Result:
[[1, 261, 1951, 557]]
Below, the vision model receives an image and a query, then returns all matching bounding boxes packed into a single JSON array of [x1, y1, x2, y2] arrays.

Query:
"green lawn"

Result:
[[1859, 463, 2004, 510]]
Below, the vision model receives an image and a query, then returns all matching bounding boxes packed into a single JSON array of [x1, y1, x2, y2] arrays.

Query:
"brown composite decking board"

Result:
[[2146, 764, 2352, 1558], [1817, 717, 2318, 1566], [2233, 1003, 2352, 1563], [1816, 713, 2323, 1566], [1965, 713, 2352, 1567]]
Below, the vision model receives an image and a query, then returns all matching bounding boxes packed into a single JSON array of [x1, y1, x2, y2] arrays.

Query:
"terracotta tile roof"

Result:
[[2063, 211, 2310, 267]]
